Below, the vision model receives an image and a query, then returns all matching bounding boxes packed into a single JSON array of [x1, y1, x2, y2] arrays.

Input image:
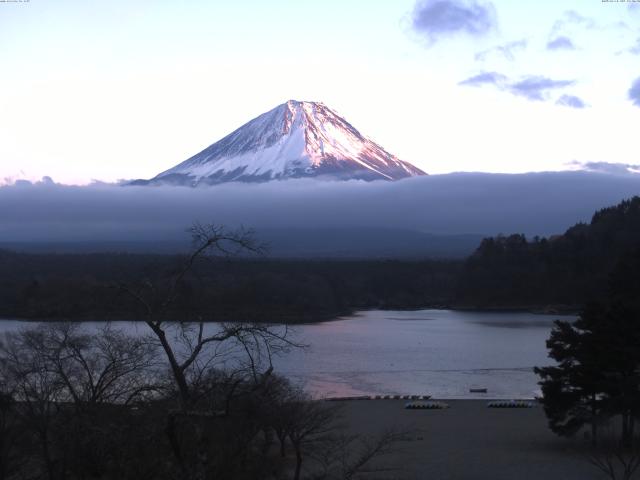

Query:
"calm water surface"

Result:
[[0, 309, 574, 399], [277, 309, 574, 399]]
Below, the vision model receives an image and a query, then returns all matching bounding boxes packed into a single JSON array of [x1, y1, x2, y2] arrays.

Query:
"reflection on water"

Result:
[[273, 309, 573, 399], [470, 320, 557, 329], [0, 309, 574, 399]]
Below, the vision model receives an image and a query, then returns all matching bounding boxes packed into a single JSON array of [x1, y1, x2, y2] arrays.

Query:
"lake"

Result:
[[0, 309, 574, 399], [276, 309, 574, 399]]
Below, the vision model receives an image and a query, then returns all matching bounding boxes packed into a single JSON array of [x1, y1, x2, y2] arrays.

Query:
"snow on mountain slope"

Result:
[[147, 100, 426, 185]]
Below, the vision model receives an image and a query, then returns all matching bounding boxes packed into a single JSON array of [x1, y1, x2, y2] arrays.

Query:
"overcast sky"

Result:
[[1, 0, 639, 184]]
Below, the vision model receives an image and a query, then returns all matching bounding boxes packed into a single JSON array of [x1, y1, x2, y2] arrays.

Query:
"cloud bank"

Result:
[[1, 173, 640, 249], [570, 161, 640, 175]]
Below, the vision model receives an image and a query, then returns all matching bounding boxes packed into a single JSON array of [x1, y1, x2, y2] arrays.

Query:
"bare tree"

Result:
[[0, 323, 160, 480], [0, 388, 24, 480], [287, 397, 342, 480], [267, 382, 407, 480], [2, 323, 159, 407], [116, 223, 304, 480], [1, 329, 68, 480], [118, 223, 298, 412], [311, 429, 408, 480], [589, 423, 640, 480]]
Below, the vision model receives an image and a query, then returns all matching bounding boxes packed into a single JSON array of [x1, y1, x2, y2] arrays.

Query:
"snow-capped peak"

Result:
[[150, 100, 426, 185]]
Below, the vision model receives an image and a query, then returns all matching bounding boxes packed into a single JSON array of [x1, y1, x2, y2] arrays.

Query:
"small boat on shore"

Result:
[[469, 388, 488, 393]]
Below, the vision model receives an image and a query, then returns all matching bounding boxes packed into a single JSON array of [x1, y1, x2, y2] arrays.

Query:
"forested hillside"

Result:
[[0, 252, 459, 322], [457, 196, 640, 309]]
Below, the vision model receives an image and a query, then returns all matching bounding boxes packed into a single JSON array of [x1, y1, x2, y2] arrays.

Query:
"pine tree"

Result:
[[536, 249, 640, 447]]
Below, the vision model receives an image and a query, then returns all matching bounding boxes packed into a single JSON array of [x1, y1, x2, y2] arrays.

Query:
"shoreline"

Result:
[[0, 304, 580, 325], [323, 394, 541, 402]]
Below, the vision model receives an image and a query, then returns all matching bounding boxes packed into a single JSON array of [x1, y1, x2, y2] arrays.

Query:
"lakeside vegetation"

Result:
[[0, 252, 459, 323], [456, 197, 640, 309]]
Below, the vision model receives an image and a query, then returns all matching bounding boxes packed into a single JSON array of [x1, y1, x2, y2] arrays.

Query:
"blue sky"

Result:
[[1, 0, 639, 184]]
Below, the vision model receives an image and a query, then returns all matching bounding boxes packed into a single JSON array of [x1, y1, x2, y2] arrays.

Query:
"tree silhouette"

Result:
[[535, 303, 608, 444], [536, 248, 640, 448]]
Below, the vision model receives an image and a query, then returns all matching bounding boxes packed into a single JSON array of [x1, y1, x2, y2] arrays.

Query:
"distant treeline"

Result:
[[456, 196, 640, 309], [0, 252, 460, 322], [3, 196, 640, 322]]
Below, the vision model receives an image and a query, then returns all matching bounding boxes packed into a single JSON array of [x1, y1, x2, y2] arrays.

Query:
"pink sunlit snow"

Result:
[[147, 100, 426, 186]]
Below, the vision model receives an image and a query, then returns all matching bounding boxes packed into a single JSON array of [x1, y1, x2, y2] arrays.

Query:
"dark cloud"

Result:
[[546, 36, 576, 51], [556, 94, 587, 109], [630, 77, 640, 107], [570, 161, 640, 175], [458, 71, 507, 86], [411, 0, 496, 43], [475, 39, 527, 61], [1, 173, 640, 252]]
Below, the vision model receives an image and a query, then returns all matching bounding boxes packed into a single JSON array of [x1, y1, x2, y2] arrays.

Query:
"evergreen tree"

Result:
[[535, 303, 608, 444], [536, 249, 640, 447]]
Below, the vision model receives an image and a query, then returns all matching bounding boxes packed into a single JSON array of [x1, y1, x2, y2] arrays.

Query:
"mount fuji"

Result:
[[135, 100, 426, 186]]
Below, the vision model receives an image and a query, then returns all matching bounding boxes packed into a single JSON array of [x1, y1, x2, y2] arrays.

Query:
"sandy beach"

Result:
[[336, 399, 607, 480]]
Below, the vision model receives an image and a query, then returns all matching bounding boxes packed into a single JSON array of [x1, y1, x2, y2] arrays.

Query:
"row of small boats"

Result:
[[405, 400, 535, 409]]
